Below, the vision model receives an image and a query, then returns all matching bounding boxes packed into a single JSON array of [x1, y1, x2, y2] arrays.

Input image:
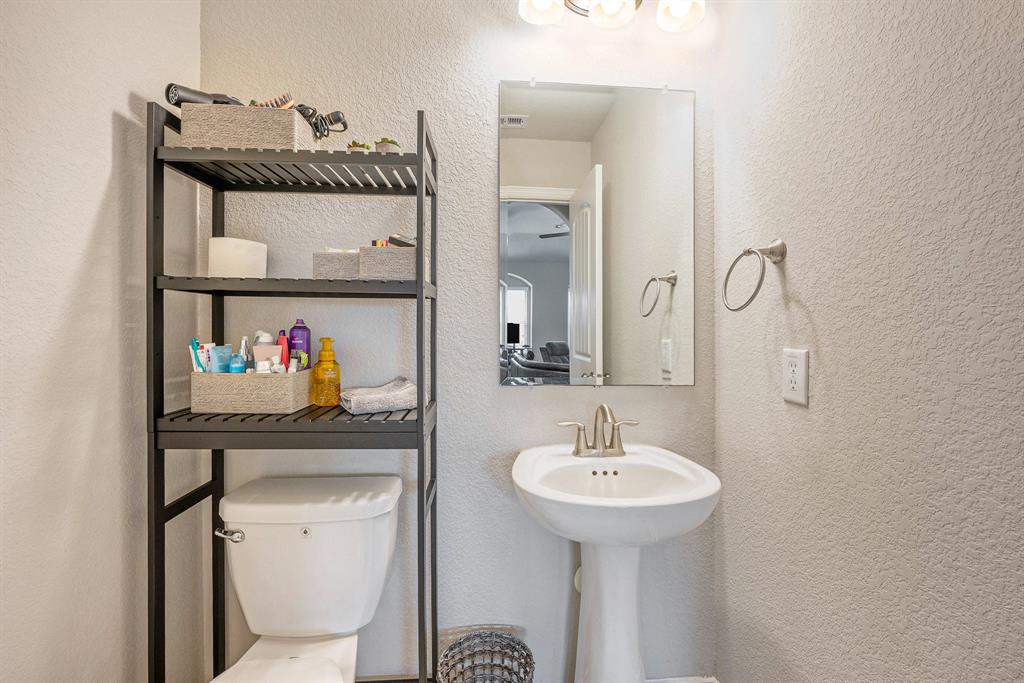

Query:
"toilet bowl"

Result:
[[212, 634, 357, 682], [211, 476, 402, 683]]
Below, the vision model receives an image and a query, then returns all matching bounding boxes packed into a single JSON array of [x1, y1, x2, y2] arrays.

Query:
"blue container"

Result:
[[228, 353, 246, 373]]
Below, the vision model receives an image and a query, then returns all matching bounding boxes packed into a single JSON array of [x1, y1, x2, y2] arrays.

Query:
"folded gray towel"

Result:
[[341, 376, 417, 415]]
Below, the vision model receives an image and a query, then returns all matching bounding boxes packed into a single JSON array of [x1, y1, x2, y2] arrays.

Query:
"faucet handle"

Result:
[[556, 421, 592, 456], [608, 419, 639, 454]]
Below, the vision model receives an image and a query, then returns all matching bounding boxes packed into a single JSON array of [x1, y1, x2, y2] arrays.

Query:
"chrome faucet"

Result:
[[592, 403, 616, 455], [557, 404, 639, 457]]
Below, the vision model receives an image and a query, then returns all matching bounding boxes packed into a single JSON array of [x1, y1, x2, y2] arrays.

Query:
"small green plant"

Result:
[[347, 140, 371, 150], [375, 137, 400, 147]]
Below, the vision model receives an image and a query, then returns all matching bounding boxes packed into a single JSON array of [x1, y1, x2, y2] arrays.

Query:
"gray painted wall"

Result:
[[506, 258, 569, 351]]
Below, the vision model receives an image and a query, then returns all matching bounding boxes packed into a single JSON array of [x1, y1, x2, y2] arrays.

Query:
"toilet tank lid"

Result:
[[220, 476, 402, 524]]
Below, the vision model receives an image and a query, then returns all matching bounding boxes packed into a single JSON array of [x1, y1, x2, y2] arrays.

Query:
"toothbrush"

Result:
[[190, 338, 205, 372]]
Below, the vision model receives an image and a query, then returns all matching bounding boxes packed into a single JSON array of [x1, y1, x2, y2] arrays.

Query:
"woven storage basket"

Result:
[[178, 103, 319, 151], [359, 246, 416, 280], [190, 371, 311, 414], [313, 251, 361, 279], [438, 631, 534, 683]]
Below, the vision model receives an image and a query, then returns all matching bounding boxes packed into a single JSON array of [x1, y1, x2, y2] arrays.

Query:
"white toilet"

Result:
[[212, 475, 402, 683]]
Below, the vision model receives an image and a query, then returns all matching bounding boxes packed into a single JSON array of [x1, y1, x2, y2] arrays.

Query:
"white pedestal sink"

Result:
[[512, 444, 720, 683]]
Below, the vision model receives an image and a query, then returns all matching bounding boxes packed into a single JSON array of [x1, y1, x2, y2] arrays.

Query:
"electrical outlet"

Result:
[[661, 339, 672, 373], [782, 348, 809, 406]]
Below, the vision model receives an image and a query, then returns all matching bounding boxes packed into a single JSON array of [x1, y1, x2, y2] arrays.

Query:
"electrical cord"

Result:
[[294, 104, 348, 140]]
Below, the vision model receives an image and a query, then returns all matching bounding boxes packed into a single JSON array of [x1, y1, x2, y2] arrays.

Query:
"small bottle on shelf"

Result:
[[289, 319, 311, 369], [310, 337, 341, 407], [277, 330, 290, 366]]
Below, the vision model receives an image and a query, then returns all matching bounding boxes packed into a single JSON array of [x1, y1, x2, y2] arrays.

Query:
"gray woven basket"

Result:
[[190, 370, 310, 414], [178, 103, 319, 151], [438, 631, 534, 683], [313, 250, 360, 279], [359, 246, 416, 280]]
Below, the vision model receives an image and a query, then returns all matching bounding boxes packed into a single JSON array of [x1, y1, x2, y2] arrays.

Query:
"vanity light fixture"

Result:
[[581, 0, 638, 29], [518, 0, 566, 25], [519, 0, 705, 32], [656, 0, 706, 33]]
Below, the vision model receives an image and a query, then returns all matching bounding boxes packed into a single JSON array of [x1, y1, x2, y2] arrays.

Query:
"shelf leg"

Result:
[[415, 110, 429, 683], [430, 427, 438, 674], [417, 434, 427, 683], [428, 115, 439, 679], [211, 191, 226, 675], [212, 448, 226, 675], [148, 436, 165, 683]]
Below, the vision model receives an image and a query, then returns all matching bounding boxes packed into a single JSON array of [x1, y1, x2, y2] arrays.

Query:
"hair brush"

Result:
[[252, 93, 295, 109]]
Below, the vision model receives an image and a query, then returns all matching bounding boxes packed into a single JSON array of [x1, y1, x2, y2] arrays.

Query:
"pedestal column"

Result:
[[574, 543, 644, 683]]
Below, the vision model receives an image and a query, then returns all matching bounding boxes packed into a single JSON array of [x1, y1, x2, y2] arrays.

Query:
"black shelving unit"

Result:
[[146, 103, 438, 683]]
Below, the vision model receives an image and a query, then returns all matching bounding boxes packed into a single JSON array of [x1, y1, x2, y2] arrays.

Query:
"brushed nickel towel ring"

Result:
[[722, 239, 787, 312], [640, 270, 677, 317]]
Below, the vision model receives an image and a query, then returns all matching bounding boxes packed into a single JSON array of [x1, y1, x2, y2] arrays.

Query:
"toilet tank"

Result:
[[220, 476, 402, 637]]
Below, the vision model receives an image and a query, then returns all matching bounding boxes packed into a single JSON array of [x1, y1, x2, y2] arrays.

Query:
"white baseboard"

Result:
[[647, 677, 719, 683]]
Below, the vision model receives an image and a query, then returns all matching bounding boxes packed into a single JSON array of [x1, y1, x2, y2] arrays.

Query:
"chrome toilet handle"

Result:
[[214, 528, 245, 543]]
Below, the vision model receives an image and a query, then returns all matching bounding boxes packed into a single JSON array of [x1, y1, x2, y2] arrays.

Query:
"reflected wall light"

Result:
[[519, 0, 706, 32]]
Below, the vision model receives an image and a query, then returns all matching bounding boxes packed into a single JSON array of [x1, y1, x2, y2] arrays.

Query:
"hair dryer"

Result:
[[165, 83, 242, 107]]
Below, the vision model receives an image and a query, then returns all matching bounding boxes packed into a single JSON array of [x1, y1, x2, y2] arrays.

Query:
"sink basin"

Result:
[[513, 444, 720, 546], [512, 444, 720, 683]]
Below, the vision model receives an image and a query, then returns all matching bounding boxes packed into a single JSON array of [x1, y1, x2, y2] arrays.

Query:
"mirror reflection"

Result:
[[498, 81, 695, 386]]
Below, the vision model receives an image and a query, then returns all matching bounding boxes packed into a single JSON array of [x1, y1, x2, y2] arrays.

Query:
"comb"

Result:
[[253, 92, 295, 109]]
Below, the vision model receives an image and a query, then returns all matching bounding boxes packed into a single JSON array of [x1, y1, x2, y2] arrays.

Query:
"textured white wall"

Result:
[[592, 91, 695, 385], [5, 2, 1018, 681], [200, 1, 717, 680], [500, 138, 592, 189], [0, 2, 205, 681], [711, 1, 1024, 681]]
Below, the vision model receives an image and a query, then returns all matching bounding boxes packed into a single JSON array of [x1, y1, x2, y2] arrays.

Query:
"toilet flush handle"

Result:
[[214, 528, 245, 543]]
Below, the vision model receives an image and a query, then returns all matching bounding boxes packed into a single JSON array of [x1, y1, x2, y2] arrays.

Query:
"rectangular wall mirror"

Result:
[[498, 81, 695, 386]]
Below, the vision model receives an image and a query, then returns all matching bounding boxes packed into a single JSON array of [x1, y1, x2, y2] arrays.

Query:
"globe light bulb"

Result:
[[656, 0, 706, 33], [519, 0, 567, 26], [588, 0, 637, 29]]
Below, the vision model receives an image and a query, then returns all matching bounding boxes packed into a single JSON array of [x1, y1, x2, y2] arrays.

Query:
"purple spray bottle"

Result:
[[289, 318, 312, 369]]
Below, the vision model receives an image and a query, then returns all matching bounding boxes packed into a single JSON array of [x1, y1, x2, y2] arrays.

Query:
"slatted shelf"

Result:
[[155, 402, 435, 450], [156, 276, 436, 299], [158, 146, 433, 195], [147, 105, 439, 683]]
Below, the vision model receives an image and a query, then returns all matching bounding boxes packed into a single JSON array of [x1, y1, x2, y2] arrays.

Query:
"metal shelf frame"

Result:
[[156, 275, 437, 299], [146, 103, 439, 683]]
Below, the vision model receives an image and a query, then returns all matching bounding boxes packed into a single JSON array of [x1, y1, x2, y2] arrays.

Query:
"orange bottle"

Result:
[[310, 337, 341, 407]]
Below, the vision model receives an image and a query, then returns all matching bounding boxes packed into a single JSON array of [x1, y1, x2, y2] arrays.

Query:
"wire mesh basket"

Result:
[[437, 630, 535, 683]]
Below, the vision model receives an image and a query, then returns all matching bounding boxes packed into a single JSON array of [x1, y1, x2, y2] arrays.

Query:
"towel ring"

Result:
[[722, 239, 787, 312], [640, 270, 678, 317]]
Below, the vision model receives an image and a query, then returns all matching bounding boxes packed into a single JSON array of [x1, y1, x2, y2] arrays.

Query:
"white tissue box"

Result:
[[208, 237, 267, 278]]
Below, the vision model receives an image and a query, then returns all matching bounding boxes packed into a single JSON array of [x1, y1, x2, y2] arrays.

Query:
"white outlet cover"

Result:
[[782, 348, 809, 406]]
